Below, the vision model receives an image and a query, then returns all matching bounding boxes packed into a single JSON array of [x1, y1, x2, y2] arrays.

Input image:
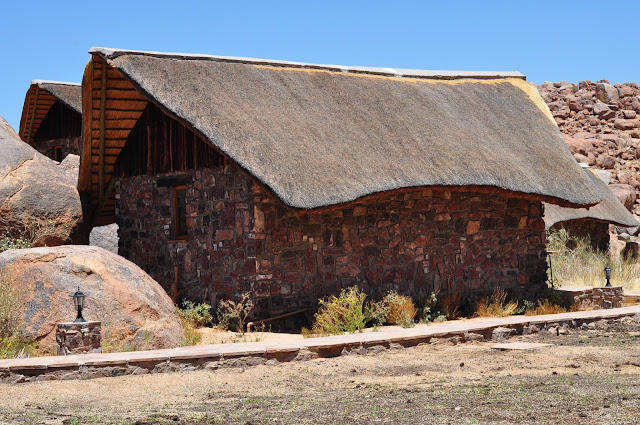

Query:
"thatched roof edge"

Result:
[[33, 81, 83, 114], [543, 169, 640, 229], [89, 48, 603, 210], [89, 47, 526, 81]]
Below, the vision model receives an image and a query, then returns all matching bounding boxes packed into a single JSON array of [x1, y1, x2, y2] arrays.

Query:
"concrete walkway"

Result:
[[2, 305, 639, 382]]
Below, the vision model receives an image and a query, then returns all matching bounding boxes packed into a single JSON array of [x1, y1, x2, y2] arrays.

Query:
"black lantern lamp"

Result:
[[604, 266, 612, 287], [72, 287, 87, 323]]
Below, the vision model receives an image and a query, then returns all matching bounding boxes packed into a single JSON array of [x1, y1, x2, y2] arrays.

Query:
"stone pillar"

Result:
[[590, 286, 624, 309], [55, 321, 102, 355]]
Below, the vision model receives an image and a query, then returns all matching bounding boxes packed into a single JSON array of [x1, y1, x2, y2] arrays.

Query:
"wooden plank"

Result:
[[26, 86, 39, 144], [91, 99, 147, 110], [91, 109, 146, 120], [491, 342, 552, 351], [103, 119, 139, 129], [92, 69, 127, 80], [91, 129, 134, 139], [91, 79, 137, 90]]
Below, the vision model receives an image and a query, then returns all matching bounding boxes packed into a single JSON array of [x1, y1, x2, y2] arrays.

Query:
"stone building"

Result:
[[78, 47, 601, 315], [544, 166, 639, 251], [19, 80, 82, 162]]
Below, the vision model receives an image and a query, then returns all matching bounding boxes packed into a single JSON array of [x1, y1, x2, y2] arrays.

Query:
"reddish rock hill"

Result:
[[538, 80, 640, 218]]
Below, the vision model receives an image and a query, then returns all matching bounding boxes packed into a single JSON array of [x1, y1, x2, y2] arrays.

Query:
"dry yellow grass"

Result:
[[547, 229, 640, 291], [473, 288, 518, 318]]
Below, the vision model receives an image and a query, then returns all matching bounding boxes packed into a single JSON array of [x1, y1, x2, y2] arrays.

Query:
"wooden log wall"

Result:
[[33, 101, 82, 143], [18, 87, 57, 144], [85, 55, 148, 226], [114, 103, 226, 178]]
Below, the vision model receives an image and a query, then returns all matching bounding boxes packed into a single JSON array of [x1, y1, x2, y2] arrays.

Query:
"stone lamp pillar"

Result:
[[55, 321, 102, 355]]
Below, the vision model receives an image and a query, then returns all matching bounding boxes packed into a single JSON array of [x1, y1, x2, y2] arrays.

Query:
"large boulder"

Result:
[[89, 223, 119, 254], [609, 184, 637, 211], [59, 154, 80, 185], [0, 246, 184, 352], [0, 116, 86, 245], [595, 83, 619, 103]]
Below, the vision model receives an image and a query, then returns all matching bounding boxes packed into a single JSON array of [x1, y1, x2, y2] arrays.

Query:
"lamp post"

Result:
[[604, 266, 612, 287], [72, 287, 87, 323]]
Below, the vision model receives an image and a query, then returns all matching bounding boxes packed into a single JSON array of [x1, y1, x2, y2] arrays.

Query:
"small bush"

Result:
[[418, 292, 448, 323], [310, 287, 367, 335], [382, 291, 417, 328], [0, 271, 34, 358], [364, 299, 389, 328], [474, 288, 518, 318], [0, 219, 70, 253], [178, 300, 213, 328], [217, 292, 254, 335]]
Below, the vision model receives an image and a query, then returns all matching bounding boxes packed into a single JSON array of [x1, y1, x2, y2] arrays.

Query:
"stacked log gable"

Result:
[[19, 81, 82, 161]]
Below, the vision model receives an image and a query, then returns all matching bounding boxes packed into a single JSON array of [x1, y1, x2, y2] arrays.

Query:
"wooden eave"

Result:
[[18, 86, 59, 145], [79, 54, 149, 227]]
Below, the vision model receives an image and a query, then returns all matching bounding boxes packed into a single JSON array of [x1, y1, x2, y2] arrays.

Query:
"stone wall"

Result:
[[32, 136, 81, 162], [551, 219, 610, 252], [116, 164, 548, 316]]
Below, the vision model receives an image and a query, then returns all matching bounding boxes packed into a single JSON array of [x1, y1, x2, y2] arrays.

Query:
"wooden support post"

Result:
[[26, 87, 39, 145], [91, 177, 116, 227], [146, 125, 152, 174], [98, 65, 107, 205], [169, 119, 174, 171]]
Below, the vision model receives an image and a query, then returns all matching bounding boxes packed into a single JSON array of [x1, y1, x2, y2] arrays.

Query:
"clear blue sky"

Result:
[[1, 0, 638, 131]]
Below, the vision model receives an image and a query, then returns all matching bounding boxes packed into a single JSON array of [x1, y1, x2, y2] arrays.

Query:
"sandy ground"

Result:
[[0, 317, 639, 424], [196, 323, 411, 345]]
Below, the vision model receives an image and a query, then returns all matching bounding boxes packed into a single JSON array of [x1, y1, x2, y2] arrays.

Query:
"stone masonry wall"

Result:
[[32, 136, 81, 162], [116, 164, 548, 316], [551, 219, 610, 252]]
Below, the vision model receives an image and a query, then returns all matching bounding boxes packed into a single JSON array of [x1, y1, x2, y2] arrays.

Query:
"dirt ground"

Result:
[[1, 317, 640, 425]]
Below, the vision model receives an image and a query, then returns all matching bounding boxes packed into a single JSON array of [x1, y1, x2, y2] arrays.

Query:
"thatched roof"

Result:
[[32, 80, 82, 113], [19, 80, 81, 144], [544, 168, 639, 229], [88, 47, 601, 209]]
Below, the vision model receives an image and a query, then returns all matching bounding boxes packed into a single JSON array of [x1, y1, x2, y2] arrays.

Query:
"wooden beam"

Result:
[[92, 177, 116, 227], [98, 63, 107, 205], [26, 87, 39, 145]]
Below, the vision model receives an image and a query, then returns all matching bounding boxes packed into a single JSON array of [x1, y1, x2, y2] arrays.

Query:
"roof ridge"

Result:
[[89, 47, 526, 81], [32, 80, 81, 86]]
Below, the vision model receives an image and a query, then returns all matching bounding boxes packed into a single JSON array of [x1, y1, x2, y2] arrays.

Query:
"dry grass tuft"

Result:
[[547, 228, 640, 291], [525, 299, 566, 316], [440, 286, 464, 319], [474, 288, 518, 318], [383, 291, 417, 328]]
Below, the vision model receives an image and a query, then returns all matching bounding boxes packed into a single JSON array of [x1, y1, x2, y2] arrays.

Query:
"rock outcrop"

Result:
[[89, 223, 119, 254], [538, 81, 640, 217], [0, 245, 184, 352], [0, 116, 86, 245]]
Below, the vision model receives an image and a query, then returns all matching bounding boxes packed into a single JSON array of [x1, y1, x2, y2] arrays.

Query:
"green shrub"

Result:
[[417, 292, 448, 323], [382, 291, 417, 328], [217, 292, 254, 335], [310, 287, 368, 335], [178, 300, 213, 328]]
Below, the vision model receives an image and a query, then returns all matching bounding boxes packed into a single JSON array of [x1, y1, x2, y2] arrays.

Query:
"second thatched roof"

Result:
[[19, 80, 81, 144], [89, 47, 602, 209], [544, 168, 639, 229]]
